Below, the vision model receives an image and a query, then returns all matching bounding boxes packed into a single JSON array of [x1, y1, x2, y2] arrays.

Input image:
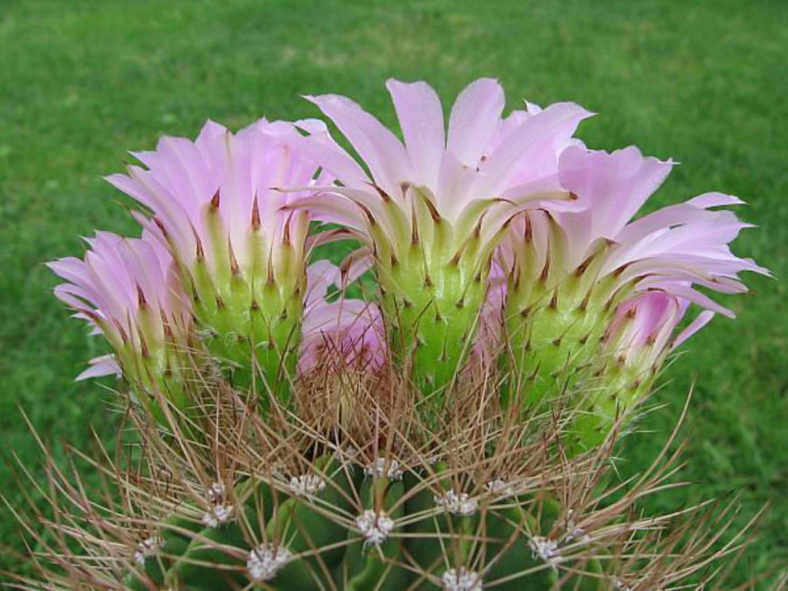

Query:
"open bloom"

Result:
[[497, 145, 767, 422], [48, 231, 193, 410], [553, 146, 765, 310], [299, 261, 386, 375], [106, 118, 328, 392], [291, 78, 591, 395]]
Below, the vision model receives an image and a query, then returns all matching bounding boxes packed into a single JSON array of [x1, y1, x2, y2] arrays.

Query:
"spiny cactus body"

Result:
[[14, 371, 746, 591], [124, 463, 587, 591]]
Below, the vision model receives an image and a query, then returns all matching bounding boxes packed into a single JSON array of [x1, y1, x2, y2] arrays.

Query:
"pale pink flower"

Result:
[[499, 145, 767, 331], [571, 290, 716, 448], [292, 78, 591, 248], [107, 118, 325, 279], [105, 118, 329, 386], [496, 144, 767, 421], [288, 79, 591, 393], [552, 146, 768, 314], [48, 231, 191, 388]]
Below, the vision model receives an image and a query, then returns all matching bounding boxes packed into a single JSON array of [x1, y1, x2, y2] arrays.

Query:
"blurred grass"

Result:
[[0, 0, 785, 583]]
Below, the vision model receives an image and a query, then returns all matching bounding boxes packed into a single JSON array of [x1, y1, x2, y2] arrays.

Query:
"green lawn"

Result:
[[0, 0, 785, 584]]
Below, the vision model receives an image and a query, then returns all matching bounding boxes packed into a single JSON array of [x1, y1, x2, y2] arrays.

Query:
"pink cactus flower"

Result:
[[106, 119, 325, 280], [288, 79, 592, 394], [291, 79, 591, 241], [105, 118, 329, 389], [501, 145, 767, 317], [496, 144, 767, 439], [48, 231, 192, 405]]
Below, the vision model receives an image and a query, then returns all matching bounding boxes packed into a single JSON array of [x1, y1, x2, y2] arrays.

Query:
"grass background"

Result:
[[0, 0, 785, 584]]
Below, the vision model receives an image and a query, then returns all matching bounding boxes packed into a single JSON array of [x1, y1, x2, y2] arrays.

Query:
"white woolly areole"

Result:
[[529, 535, 560, 569], [207, 481, 226, 501], [133, 535, 165, 566], [201, 503, 234, 528], [441, 567, 483, 591], [484, 478, 514, 497], [246, 544, 292, 582], [564, 512, 590, 543], [356, 509, 395, 546], [434, 490, 478, 516], [289, 473, 326, 498], [364, 458, 403, 480]]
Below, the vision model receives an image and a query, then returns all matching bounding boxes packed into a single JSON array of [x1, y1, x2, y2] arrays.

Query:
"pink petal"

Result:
[[76, 355, 121, 381], [294, 120, 370, 187], [305, 260, 341, 309], [479, 102, 593, 196], [386, 79, 445, 190], [435, 150, 482, 221], [305, 93, 411, 197], [558, 145, 673, 242], [614, 203, 742, 246], [687, 192, 745, 208], [447, 78, 505, 167], [284, 193, 367, 232], [673, 310, 715, 349]]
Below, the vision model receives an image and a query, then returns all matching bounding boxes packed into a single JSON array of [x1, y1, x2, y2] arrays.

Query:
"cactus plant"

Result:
[[12, 77, 770, 590]]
